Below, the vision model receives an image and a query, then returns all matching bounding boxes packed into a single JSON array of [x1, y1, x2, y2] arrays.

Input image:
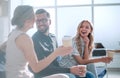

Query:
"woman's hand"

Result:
[[101, 57, 113, 63], [83, 37, 89, 47]]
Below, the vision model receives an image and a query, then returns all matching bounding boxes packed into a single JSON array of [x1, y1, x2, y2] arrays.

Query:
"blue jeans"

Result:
[[65, 73, 76, 78], [75, 71, 95, 78]]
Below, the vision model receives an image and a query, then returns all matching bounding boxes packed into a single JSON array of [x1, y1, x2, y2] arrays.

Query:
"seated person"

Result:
[[30, 9, 95, 78], [59, 20, 113, 78], [6, 5, 73, 78]]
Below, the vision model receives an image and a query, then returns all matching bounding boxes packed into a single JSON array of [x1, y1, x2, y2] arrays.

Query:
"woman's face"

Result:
[[27, 14, 35, 29], [79, 21, 92, 38]]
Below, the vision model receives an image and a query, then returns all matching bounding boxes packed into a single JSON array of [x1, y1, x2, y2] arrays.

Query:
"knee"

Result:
[[56, 74, 69, 78], [65, 73, 76, 78]]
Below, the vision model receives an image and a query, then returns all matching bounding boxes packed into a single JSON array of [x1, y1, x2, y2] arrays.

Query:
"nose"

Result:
[[36, 21, 44, 25]]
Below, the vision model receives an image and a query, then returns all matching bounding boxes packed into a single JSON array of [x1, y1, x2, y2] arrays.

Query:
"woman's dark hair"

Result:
[[11, 5, 34, 28]]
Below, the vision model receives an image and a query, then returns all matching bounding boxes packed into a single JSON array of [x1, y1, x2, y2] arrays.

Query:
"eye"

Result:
[[36, 18, 49, 23], [86, 26, 90, 29], [80, 26, 84, 28], [42, 19, 48, 22]]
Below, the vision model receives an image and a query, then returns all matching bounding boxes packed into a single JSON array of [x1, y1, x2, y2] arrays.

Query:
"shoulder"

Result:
[[17, 33, 30, 40], [72, 37, 76, 43], [49, 33, 56, 39], [16, 33, 33, 50], [16, 33, 32, 45], [32, 31, 39, 38], [49, 33, 56, 37]]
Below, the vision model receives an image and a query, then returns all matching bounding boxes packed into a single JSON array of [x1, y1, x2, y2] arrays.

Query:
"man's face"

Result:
[[36, 13, 51, 33]]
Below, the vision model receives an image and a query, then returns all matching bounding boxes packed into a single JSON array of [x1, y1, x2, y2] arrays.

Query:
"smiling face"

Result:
[[36, 13, 51, 33], [78, 21, 93, 38]]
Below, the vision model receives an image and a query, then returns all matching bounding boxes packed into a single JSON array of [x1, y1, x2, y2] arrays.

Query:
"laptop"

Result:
[[92, 48, 106, 57]]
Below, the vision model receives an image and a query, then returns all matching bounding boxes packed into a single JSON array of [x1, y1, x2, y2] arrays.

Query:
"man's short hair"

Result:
[[35, 9, 50, 18]]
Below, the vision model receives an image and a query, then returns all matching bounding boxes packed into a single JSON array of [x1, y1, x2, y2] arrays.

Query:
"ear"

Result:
[[49, 19, 51, 25], [25, 19, 33, 26], [25, 19, 31, 23]]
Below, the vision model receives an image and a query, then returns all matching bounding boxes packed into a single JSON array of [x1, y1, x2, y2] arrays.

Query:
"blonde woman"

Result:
[[59, 20, 113, 78]]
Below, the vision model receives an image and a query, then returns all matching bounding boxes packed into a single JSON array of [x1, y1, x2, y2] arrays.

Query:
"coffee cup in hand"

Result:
[[77, 65, 87, 77], [62, 36, 72, 47]]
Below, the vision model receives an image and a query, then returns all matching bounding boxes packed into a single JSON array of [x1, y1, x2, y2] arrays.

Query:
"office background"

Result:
[[0, 0, 120, 51]]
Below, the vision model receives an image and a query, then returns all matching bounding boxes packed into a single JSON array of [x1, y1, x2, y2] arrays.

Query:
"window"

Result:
[[10, 0, 120, 49]]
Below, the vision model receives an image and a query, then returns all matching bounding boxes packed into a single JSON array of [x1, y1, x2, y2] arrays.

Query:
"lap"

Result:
[[43, 73, 76, 78], [75, 71, 95, 78]]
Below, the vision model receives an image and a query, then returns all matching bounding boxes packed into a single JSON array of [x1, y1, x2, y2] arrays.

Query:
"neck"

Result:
[[44, 30, 49, 36], [16, 26, 28, 33]]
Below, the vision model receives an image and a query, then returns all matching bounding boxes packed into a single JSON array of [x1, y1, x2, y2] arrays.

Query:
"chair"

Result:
[[92, 43, 107, 78]]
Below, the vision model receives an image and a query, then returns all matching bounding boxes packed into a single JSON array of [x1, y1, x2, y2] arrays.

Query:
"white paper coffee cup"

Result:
[[62, 36, 72, 47], [107, 51, 114, 58], [77, 65, 87, 77]]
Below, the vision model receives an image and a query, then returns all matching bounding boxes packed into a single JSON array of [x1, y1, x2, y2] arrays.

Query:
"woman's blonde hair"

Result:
[[75, 20, 94, 55]]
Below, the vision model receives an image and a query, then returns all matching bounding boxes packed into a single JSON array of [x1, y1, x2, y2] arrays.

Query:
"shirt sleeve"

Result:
[[71, 38, 80, 56]]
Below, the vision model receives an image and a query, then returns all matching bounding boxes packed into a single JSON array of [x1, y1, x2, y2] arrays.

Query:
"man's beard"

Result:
[[40, 27, 49, 34]]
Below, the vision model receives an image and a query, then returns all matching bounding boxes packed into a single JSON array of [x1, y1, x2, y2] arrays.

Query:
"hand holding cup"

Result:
[[77, 65, 87, 77]]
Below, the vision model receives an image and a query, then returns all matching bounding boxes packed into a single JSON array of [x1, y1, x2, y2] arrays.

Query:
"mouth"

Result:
[[81, 31, 87, 35]]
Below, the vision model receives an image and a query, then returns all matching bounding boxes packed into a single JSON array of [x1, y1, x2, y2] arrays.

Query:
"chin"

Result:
[[29, 26, 33, 29]]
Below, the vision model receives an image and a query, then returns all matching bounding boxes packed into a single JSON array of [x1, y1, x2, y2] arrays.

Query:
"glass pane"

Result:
[[27, 8, 56, 37], [94, 0, 120, 4], [57, 0, 92, 6], [94, 6, 120, 49], [23, 0, 55, 7], [57, 7, 92, 45]]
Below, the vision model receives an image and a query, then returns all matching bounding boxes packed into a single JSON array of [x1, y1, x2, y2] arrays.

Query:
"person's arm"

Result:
[[72, 38, 112, 64], [36, 66, 70, 75], [16, 34, 72, 73], [73, 54, 112, 64], [83, 37, 90, 59]]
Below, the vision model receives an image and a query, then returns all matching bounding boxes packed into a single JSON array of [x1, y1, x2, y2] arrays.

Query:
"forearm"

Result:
[[36, 51, 58, 72], [83, 46, 89, 59], [89, 58, 103, 63], [76, 57, 102, 65], [34, 66, 70, 76], [29, 51, 58, 73]]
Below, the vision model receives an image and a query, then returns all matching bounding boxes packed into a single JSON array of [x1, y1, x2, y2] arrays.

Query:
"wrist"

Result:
[[53, 51, 59, 58]]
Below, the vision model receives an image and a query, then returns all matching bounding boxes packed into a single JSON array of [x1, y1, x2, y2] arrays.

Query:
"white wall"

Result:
[[94, 6, 120, 50], [0, 0, 9, 44], [56, 6, 120, 50], [9, 0, 22, 32], [0, 0, 22, 44], [57, 7, 92, 45], [0, 17, 9, 43]]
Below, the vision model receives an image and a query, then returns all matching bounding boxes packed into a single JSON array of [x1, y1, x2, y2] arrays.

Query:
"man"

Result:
[[31, 9, 95, 78]]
